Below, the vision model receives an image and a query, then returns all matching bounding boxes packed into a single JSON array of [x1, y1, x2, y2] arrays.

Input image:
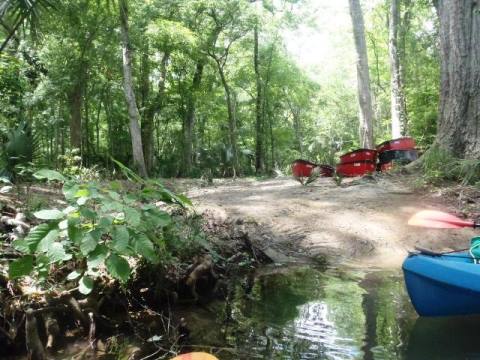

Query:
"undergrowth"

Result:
[[422, 144, 480, 186]]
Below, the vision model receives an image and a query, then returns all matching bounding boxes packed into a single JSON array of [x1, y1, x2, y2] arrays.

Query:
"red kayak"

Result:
[[336, 161, 376, 177], [376, 137, 416, 152], [291, 159, 334, 184], [339, 149, 377, 164]]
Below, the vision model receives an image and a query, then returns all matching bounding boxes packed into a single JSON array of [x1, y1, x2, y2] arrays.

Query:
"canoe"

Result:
[[376, 137, 416, 152], [291, 159, 317, 178], [403, 252, 480, 317], [291, 160, 334, 178], [378, 149, 418, 164], [339, 148, 377, 164], [336, 161, 375, 177]]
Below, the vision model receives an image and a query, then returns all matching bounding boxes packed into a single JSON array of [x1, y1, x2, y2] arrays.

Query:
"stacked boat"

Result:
[[376, 137, 418, 172], [335, 149, 377, 177], [336, 137, 418, 177]]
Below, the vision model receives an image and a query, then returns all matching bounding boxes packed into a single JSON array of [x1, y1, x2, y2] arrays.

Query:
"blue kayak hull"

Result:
[[403, 252, 480, 317]]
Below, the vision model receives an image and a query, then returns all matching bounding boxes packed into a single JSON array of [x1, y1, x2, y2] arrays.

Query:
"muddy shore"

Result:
[[183, 175, 477, 268]]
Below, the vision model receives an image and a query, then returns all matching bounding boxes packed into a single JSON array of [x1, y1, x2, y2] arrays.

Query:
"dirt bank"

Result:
[[183, 175, 477, 268]]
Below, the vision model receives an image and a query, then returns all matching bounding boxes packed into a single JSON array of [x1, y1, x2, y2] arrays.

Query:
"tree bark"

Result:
[[254, 23, 265, 174], [141, 50, 170, 174], [213, 58, 239, 177], [348, 0, 375, 148], [183, 61, 204, 176], [436, 0, 480, 159], [118, 0, 148, 177], [389, 0, 408, 138], [69, 79, 84, 151]]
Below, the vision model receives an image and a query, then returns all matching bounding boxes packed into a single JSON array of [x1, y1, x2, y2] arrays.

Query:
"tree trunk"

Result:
[[183, 61, 204, 176], [348, 0, 375, 148], [254, 24, 265, 174], [436, 0, 480, 159], [69, 80, 83, 151], [389, 0, 408, 138], [215, 59, 239, 176], [118, 0, 148, 177]]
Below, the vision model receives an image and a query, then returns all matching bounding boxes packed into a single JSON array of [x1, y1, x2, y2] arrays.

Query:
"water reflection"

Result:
[[406, 316, 480, 359], [185, 265, 480, 360]]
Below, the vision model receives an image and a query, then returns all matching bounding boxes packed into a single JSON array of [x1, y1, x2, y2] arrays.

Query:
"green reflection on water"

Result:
[[211, 266, 414, 360], [183, 265, 480, 360]]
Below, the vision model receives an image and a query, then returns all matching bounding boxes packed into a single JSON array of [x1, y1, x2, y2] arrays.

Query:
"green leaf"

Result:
[[112, 225, 129, 252], [34, 209, 64, 220], [107, 190, 121, 201], [124, 207, 141, 227], [80, 207, 97, 220], [63, 182, 80, 201], [79, 276, 94, 295], [101, 201, 123, 213], [59, 219, 68, 230], [87, 245, 108, 269], [66, 269, 83, 280], [98, 216, 113, 228], [47, 242, 72, 263], [146, 210, 171, 228], [106, 254, 131, 282], [33, 169, 65, 182], [37, 229, 60, 253], [80, 232, 99, 256], [36, 255, 50, 280], [75, 188, 90, 198], [176, 194, 192, 206], [77, 196, 88, 206], [109, 181, 123, 191], [132, 233, 159, 264], [67, 221, 83, 244], [12, 239, 29, 253], [25, 223, 52, 252], [8, 256, 34, 279]]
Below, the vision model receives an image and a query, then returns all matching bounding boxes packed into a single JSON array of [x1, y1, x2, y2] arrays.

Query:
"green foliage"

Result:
[[8, 164, 192, 293], [422, 144, 480, 186], [0, 122, 36, 179]]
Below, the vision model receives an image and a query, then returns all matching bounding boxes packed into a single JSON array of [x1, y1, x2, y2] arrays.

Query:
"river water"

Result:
[[178, 265, 480, 360]]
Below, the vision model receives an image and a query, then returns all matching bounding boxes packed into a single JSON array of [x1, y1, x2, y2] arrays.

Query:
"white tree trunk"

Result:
[[119, 0, 148, 177], [349, 0, 375, 148], [389, 0, 408, 138]]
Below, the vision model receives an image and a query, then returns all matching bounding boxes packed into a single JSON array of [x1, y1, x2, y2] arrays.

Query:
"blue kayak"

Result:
[[403, 251, 480, 316]]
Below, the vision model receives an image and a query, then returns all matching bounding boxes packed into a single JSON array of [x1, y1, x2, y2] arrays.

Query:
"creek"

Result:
[[176, 264, 480, 359]]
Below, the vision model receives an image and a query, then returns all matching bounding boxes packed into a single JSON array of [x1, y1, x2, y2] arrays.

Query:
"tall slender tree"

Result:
[[118, 0, 148, 177], [388, 0, 407, 138], [349, 0, 374, 148]]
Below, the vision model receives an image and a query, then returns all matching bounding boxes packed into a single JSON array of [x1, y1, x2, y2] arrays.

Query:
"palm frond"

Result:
[[0, 0, 57, 52]]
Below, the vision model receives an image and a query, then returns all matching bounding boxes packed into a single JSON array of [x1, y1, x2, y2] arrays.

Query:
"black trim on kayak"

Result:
[[411, 246, 473, 259]]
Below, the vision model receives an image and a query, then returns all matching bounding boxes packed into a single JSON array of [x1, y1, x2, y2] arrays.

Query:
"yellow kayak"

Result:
[[170, 352, 219, 360]]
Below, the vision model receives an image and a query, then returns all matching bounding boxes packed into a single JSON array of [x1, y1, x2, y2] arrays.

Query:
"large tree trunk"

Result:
[[389, 0, 408, 138], [348, 0, 375, 148], [118, 0, 148, 177], [69, 79, 84, 151], [436, 0, 480, 159], [183, 61, 204, 176], [254, 24, 265, 174]]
